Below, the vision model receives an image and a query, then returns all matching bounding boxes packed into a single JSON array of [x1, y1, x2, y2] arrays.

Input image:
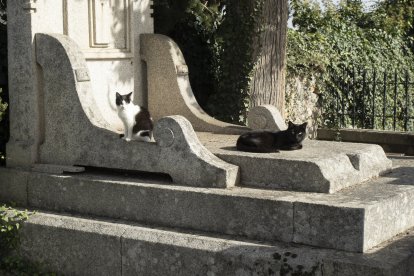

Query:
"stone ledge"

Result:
[[317, 128, 414, 155], [19, 211, 414, 275], [1, 161, 414, 253], [199, 134, 392, 193]]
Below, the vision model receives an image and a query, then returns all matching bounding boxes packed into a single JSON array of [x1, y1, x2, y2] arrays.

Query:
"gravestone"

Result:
[[1, 1, 413, 275]]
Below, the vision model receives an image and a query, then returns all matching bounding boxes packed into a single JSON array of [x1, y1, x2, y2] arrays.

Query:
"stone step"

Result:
[[1, 157, 413, 253], [18, 210, 414, 276], [198, 133, 392, 193]]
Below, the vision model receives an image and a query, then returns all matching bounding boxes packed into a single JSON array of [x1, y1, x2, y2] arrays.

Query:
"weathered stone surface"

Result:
[[6, 0, 63, 167], [199, 133, 392, 193], [0, 167, 28, 205], [318, 128, 414, 155], [285, 77, 321, 138], [18, 211, 414, 276], [26, 170, 293, 244], [33, 33, 238, 188], [141, 34, 248, 134], [20, 212, 124, 276], [247, 105, 287, 131], [1, 155, 413, 252], [31, 164, 85, 174]]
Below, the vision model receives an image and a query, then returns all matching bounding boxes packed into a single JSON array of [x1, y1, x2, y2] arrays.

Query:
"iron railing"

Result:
[[322, 68, 414, 131]]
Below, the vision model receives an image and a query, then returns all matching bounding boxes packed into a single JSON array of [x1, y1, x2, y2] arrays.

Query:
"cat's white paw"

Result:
[[125, 138, 131, 142]]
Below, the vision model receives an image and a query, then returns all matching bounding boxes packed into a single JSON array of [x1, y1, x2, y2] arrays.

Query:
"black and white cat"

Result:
[[236, 121, 307, 153], [115, 92, 153, 142]]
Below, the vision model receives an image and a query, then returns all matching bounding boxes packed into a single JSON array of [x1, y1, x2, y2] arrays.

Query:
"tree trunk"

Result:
[[249, 0, 288, 116]]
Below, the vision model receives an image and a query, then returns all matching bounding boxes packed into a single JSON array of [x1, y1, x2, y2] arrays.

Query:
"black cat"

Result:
[[236, 121, 307, 153]]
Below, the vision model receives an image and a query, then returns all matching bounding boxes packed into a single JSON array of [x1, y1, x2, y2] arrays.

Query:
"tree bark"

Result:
[[249, 0, 288, 117]]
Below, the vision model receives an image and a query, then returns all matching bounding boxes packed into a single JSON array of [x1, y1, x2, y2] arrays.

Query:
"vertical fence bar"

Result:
[[372, 69, 376, 129], [405, 70, 409, 131], [336, 89, 340, 128], [335, 72, 340, 128], [352, 68, 356, 128], [362, 69, 366, 129], [327, 67, 411, 131], [393, 70, 398, 131], [334, 71, 342, 128], [342, 68, 346, 128], [382, 70, 387, 130]]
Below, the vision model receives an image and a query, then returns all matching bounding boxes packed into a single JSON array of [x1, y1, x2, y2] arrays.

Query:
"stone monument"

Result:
[[1, 0, 414, 275]]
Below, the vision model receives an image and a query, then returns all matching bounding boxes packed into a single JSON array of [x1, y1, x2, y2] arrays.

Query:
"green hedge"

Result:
[[287, 0, 414, 129]]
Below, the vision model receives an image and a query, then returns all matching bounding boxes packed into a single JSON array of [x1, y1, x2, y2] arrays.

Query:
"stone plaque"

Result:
[[75, 68, 90, 82], [176, 65, 189, 76]]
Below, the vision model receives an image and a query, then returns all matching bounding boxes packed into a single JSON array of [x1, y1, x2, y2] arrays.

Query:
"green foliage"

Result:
[[0, 0, 5, 23], [208, 0, 264, 123], [372, 0, 414, 36], [154, 0, 265, 124], [0, 205, 29, 255], [287, 0, 414, 129], [0, 205, 56, 275]]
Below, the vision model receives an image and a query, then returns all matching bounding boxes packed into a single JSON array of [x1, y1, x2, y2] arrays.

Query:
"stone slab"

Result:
[[198, 133, 392, 193], [0, 168, 28, 206], [318, 128, 414, 155], [19, 212, 125, 276], [1, 156, 414, 252], [24, 169, 293, 244], [18, 211, 414, 276]]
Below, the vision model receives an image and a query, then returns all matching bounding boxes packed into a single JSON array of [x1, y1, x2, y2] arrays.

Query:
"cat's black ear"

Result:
[[127, 92, 133, 99], [301, 122, 308, 129], [115, 92, 123, 105], [288, 121, 294, 128]]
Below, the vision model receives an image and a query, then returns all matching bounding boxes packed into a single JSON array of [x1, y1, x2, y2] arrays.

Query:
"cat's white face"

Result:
[[116, 92, 133, 111]]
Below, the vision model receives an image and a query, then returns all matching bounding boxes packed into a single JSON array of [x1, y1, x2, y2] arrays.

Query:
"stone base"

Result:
[[1, 159, 413, 253], [318, 128, 414, 156], [198, 133, 392, 193], [18, 211, 414, 276]]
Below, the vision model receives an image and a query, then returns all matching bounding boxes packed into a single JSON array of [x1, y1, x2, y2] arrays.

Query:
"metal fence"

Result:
[[322, 68, 414, 131]]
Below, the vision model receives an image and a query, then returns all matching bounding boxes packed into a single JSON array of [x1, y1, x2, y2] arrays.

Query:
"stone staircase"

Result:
[[1, 155, 414, 275]]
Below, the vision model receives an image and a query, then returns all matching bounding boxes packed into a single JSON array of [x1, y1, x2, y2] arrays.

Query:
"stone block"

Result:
[[0, 167, 28, 205], [2, 154, 414, 253], [19, 212, 124, 276], [199, 134, 392, 193], [5, 162, 411, 252], [318, 128, 414, 155], [18, 210, 414, 275], [26, 170, 294, 244], [293, 180, 414, 252], [293, 203, 365, 252], [247, 105, 287, 131]]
